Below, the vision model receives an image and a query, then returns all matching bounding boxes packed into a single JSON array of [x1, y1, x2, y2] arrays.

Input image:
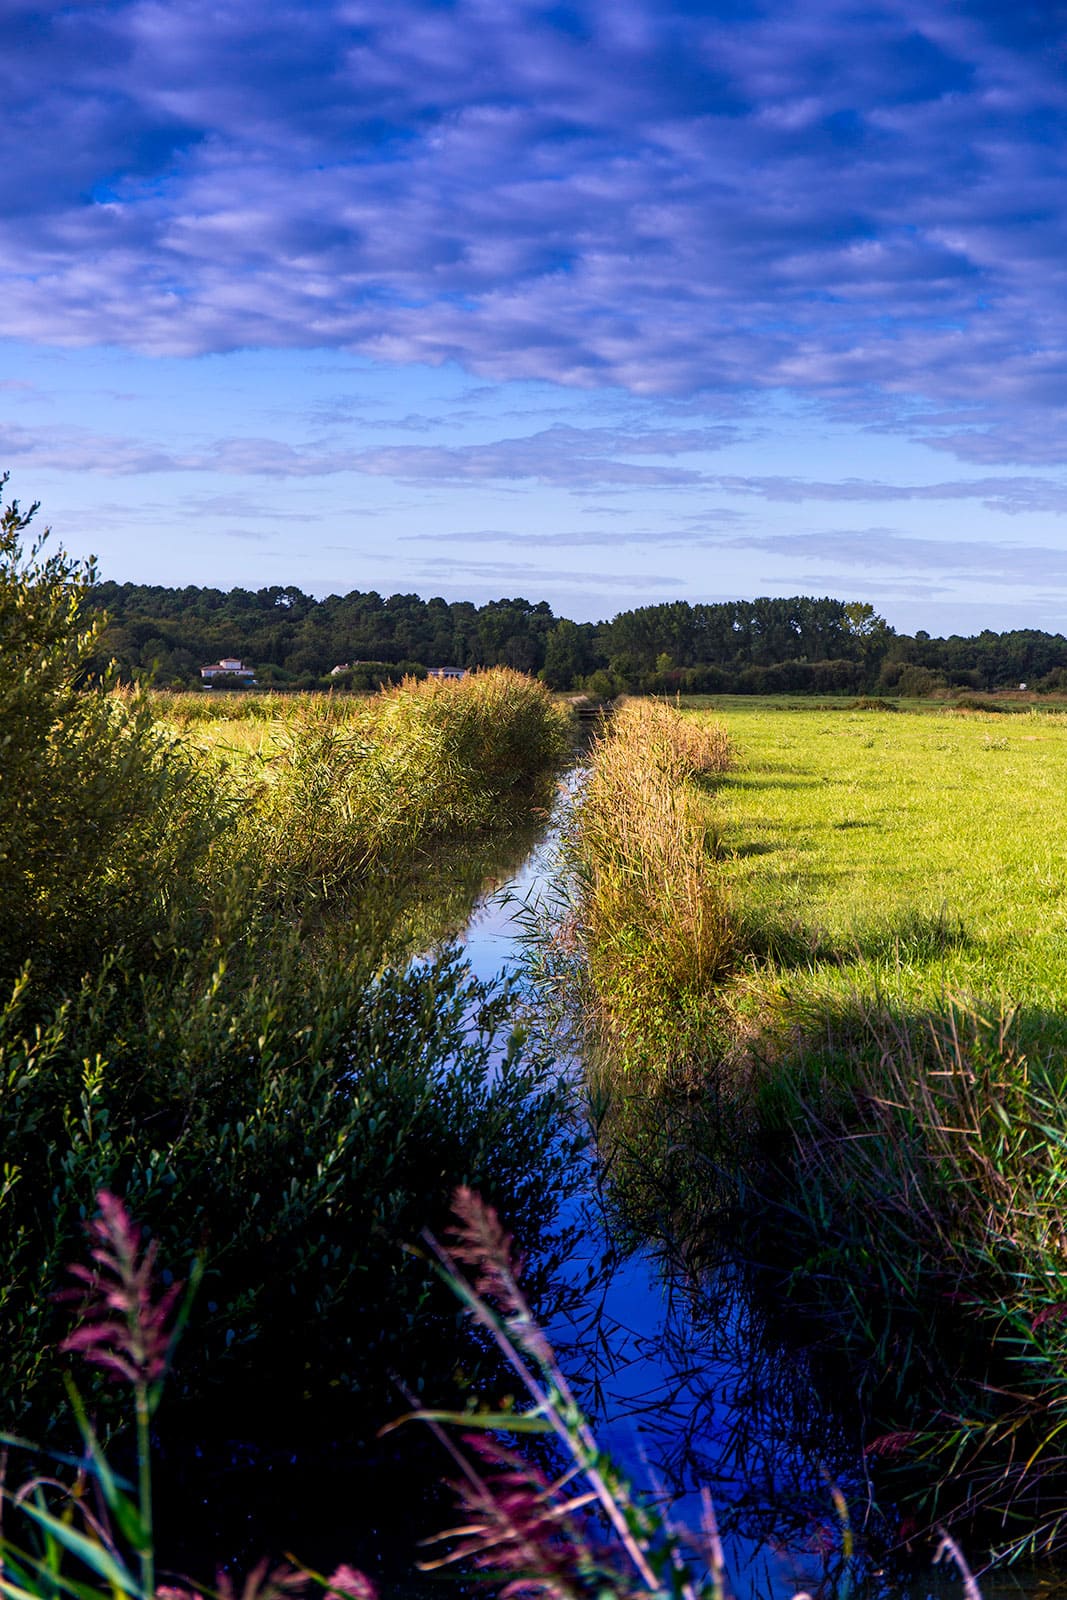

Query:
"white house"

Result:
[[427, 666, 467, 680], [201, 657, 257, 684]]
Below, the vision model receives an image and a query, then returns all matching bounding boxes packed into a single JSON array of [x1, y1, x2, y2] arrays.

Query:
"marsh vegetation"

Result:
[[0, 483, 586, 1586], [553, 693, 1067, 1569], [11, 471, 1067, 1595]]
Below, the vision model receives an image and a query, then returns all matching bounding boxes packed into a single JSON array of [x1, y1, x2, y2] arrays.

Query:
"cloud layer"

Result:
[[5, 1, 1067, 459]]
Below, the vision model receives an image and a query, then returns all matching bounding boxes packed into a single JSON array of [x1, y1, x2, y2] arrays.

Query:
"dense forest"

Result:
[[87, 581, 1067, 694]]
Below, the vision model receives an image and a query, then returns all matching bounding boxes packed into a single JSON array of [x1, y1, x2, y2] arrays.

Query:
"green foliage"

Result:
[[892, 663, 947, 698], [0, 482, 577, 1442], [744, 1004, 1067, 1562], [87, 581, 561, 686], [85, 578, 1067, 696], [241, 669, 573, 903], [0, 1191, 375, 1600], [561, 700, 733, 1075], [0, 922, 577, 1438], [0, 482, 234, 993], [558, 699, 1067, 1560]]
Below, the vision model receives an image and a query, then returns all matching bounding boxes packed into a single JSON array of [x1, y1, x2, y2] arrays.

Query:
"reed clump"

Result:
[[244, 669, 572, 901], [570, 699, 733, 1071], [745, 1001, 1067, 1562]]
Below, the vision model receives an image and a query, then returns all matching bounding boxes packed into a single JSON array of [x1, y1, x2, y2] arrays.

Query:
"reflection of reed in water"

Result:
[[327, 777, 558, 967], [547, 1182, 876, 1600]]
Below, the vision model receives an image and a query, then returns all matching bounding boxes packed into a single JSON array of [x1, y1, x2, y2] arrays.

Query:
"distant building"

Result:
[[427, 666, 467, 681], [201, 657, 257, 685]]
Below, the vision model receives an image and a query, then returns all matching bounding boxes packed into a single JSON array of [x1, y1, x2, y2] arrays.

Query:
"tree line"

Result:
[[86, 581, 1067, 694]]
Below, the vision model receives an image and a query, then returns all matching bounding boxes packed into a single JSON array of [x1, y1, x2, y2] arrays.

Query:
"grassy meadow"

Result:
[[712, 699, 1067, 1033], [560, 694, 1067, 1564]]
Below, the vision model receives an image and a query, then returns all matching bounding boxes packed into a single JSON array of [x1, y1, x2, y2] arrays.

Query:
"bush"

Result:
[[0, 936, 577, 1438], [893, 664, 946, 698], [0, 482, 235, 994]]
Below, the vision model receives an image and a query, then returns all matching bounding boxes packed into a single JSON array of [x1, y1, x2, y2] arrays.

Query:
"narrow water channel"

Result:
[[151, 766, 1051, 1600], [456, 771, 869, 1600], [454, 773, 1057, 1600]]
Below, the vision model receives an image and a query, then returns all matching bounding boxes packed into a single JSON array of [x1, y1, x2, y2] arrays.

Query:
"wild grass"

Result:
[[0, 485, 579, 1457], [157, 671, 573, 906], [748, 1001, 1067, 1561], [565, 699, 732, 1073], [6, 1185, 920, 1600]]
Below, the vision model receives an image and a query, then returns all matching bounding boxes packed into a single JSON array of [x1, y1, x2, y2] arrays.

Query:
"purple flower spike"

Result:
[[60, 1191, 182, 1387], [324, 1565, 376, 1600]]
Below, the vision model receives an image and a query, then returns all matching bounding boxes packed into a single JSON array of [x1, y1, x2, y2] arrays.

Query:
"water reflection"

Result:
[[451, 776, 1067, 1600], [443, 776, 870, 1599]]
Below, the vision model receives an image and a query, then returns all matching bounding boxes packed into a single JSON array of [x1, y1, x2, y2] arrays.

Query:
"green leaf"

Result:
[[62, 1382, 149, 1554], [0, 1542, 135, 1600], [18, 1506, 142, 1597], [382, 1408, 551, 1436]]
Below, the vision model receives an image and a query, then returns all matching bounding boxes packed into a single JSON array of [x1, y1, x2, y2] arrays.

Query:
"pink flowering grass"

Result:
[[0, 1191, 375, 1600], [0, 1188, 985, 1600], [59, 1191, 183, 1391], [401, 1189, 992, 1600], [398, 1186, 731, 1600]]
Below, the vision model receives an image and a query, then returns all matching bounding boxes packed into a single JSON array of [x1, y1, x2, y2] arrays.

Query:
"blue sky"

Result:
[[5, 0, 1067, 632]]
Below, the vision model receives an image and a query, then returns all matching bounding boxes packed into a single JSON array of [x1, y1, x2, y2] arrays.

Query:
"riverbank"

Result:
[[551, 695, 1067, 1570], [0, 496, 580, 1471]]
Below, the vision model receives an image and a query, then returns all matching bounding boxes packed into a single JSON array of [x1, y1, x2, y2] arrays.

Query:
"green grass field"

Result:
[[681, 700, 1067, 1046]]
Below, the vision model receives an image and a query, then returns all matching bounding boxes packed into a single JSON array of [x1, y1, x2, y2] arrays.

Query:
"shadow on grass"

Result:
[[737, 905, 973, 973]]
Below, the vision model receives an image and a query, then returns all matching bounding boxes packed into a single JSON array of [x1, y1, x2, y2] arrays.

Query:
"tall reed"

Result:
[[568, 700, 733, 1072], [242, 669, 572, 903], [746, 1000, 1067, 1562]]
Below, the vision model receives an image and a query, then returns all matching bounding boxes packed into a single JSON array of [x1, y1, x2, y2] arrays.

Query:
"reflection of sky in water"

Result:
[[459, 771, 582, 987], [452, 775, 866, 1600]]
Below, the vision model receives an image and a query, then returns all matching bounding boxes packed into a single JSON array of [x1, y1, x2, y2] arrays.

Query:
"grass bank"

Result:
[[558, 694, 1067, 1563], [553, 698, 732, 1073], [0, 485, 578, 1462]]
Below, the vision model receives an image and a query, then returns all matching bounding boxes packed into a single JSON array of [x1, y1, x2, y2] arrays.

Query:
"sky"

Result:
[[4, 0, 1067, 635]]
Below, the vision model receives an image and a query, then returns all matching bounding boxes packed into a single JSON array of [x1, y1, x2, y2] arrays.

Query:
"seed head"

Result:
[[60, 1191, 181, 1387]]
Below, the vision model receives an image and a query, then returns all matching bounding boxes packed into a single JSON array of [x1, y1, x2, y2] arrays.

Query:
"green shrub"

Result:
[[0, 933, 578, 1437], [0, 483, 579, 1443], [0, 482, 236, 994]]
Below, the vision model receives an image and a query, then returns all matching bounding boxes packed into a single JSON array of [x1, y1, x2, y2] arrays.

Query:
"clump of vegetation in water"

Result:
[[0, 478, 576, 1450]]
